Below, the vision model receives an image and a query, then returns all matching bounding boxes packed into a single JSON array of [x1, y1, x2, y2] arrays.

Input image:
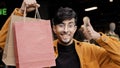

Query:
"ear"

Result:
[[53, 25, 57, 34]]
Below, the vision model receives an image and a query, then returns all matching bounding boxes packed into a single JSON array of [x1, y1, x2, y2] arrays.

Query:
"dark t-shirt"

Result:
[[54, 41, 80, 68]]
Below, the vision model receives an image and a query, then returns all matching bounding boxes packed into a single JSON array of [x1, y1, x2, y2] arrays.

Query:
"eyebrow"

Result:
[[60, 21, 75, 25], [69, 22, 74, 24]]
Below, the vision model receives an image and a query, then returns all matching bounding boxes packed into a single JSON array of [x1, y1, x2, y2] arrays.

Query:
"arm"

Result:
[[96, 33, 120, 65], [0, 0, 40, 49], [82, 16, 120, 67], [0, 8, 23, 49]]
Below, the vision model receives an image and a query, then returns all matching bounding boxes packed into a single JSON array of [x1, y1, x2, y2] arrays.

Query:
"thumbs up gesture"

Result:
[[82, 16, 100, 40]]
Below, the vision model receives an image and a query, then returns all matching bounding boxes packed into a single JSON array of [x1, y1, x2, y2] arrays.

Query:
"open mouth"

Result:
[[61, 34, 70, 42], [61, 34, 69, 38]]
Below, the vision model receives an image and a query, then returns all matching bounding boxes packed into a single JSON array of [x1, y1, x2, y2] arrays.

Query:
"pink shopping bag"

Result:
[[13, 18, 56, 68]]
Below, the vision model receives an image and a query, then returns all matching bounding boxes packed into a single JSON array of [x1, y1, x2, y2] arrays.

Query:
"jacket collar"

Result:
[[53, 39, 81, 58]]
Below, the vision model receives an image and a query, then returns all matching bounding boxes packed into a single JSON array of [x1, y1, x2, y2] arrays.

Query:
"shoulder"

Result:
[[74, 39, 106, 56], [74, 39, 97, 48], [74, 39, 103, 50]]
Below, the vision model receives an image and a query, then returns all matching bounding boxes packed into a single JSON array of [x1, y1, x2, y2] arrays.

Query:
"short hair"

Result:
[[53, 7, 77, 25]]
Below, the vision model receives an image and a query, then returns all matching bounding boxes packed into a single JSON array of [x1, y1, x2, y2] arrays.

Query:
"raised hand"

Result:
[[19, 0, 40, 14], [82, 16, 100, 40]]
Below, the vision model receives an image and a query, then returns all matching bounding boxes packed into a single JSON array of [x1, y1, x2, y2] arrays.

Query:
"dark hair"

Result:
[[53, 7, 77, 25]]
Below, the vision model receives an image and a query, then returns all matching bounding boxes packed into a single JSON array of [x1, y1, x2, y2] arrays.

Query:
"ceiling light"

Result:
[[109, 0, 113, 2], [85, 6, 98, 11]]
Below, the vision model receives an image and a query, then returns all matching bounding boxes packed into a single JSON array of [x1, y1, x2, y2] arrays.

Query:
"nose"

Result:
[[64, 25, 68, 33]]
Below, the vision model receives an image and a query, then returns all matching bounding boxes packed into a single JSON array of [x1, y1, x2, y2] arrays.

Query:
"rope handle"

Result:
[[23, 6, 41, 22]]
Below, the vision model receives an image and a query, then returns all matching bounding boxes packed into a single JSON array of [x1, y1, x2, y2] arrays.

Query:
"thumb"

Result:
[[36, 3, 40, 8], [83, 16, 92, 27]]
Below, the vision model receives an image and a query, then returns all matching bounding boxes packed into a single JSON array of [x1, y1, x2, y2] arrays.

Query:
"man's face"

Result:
[[53, 18, 77, 45]]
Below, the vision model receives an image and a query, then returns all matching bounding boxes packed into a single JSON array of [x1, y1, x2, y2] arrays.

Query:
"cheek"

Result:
[[69, 28, 76, 36], [72, 27, 77, 34], [54, 28, 62, 35], [54, 27, 77, 35], [57, 28, 63, 32]]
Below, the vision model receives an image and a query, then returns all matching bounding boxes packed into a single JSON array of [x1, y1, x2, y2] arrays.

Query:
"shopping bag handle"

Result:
[[23, 6, 41, 22], [35, 7, 41, 19]]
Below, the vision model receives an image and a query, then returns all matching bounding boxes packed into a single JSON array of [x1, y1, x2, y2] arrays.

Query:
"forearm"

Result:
[[0, 8, 23, 49], [96, 33, 120, 64]]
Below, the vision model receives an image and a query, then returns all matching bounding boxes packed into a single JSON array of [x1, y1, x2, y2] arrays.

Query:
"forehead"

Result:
[[62, 18, 75, 24]]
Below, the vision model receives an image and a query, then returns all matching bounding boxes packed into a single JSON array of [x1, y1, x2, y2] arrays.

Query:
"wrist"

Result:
[[94, 32, 101, 40], [13, 8, 24, 16], [19, 8, 24, 14]]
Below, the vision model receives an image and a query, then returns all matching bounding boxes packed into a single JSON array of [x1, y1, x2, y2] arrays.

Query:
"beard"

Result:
[[62, 38, 70, 43], [59, 37, 72, 45], [57, 31, 74, 45]]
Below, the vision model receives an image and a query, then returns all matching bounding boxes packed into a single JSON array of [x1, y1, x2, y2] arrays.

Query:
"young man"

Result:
[[52, 7, 120, 68], [0, 0, 120, 68]]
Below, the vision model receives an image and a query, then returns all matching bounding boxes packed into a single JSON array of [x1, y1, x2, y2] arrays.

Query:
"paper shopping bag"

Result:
[[2, 15, 37, 66], [13, 17, 56, 68], [2, 15, 16, 66]]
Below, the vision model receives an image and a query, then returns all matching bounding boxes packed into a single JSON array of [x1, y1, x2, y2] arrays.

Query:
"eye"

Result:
[[69, 24, 73, 28], [58, 24, 64, 28], [68, 24, 75, 28]]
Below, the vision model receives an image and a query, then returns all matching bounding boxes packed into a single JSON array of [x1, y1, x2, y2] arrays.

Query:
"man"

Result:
[[0, 0, 120, 68], [52, 7, 120, 68]]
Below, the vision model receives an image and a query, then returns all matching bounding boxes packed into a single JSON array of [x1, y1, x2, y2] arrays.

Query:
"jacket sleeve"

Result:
[[0, 8, 23, 49], [95, 33, 120, 67]]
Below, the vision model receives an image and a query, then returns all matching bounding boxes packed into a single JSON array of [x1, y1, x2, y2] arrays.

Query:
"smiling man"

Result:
[[52, 7, 120, 68], [0, 0, 120, 68], [53, 13, 77, 45], [52, 7, 80, 68]]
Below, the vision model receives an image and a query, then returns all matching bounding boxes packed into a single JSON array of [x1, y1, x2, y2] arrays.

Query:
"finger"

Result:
[[25, 3, 40, 9], [24, 0, 37, 5], [80, 25, 85, 32], [83, 16, 92, 27], [83, 29, 92, 40], [35, 3, 40, 8]]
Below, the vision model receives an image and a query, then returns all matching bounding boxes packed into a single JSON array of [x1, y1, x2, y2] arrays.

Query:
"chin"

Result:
[[61, 39, 71, 44]]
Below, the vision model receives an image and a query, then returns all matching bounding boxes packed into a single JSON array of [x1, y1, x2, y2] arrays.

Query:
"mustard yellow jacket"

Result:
[[53, 34, 120, 68], [0, 8, 120, 68]]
